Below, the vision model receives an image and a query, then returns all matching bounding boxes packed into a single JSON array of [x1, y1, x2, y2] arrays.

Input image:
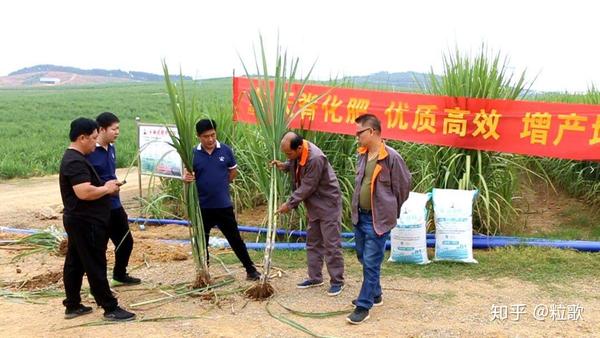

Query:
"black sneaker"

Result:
[[351, 295, 383, 307], [64, 304, 93, 319], [246, 270, 261, 281], [112, 274, 142, 286], [346, 306, 370, 324], [103, 306, 136, 321]]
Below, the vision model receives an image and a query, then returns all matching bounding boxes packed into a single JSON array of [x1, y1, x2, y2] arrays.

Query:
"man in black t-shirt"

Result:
[[59, 118, 135, 321]]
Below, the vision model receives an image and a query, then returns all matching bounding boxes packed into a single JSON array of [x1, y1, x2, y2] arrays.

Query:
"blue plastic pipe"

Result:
[[0, 226, 47, 235], [160, 238, 387, 250], [470, 236, 600, 252], [130, 218, 600, 252], [129, 218, 190, 226], [3, 224, 600, 252], [160, 236, 600, 252], [128, 217, 356, 238], [129, 217, 579, 242]]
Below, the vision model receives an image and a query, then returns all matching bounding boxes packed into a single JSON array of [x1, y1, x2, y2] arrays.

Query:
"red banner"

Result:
[[233, 77, 600, 161]]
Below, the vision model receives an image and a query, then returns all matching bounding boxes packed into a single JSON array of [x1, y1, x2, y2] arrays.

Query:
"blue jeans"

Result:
[[354, 211, 389, 309]]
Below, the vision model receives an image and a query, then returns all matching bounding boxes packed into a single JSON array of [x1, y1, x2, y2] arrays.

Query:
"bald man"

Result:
[[272, 132, 345, 296]]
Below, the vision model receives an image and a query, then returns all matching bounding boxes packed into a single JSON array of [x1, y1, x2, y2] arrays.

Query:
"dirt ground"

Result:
[[0, 171, 599, 337]]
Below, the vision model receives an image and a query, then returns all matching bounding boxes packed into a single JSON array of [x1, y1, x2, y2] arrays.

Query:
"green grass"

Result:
[[523, 207, 600, 241], [0, 80, 230, 179], [382, 247, 600, 286], [214, 246, 600, 287], [525, 87, 600, 207]]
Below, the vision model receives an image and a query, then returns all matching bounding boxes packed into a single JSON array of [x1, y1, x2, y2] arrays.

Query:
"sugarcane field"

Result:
[[2, 2, 600, 337]]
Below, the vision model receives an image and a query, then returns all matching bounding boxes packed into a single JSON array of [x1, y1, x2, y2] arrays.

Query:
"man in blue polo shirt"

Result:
[[87, 112, 141, 286], [183, 119, 260, 281]]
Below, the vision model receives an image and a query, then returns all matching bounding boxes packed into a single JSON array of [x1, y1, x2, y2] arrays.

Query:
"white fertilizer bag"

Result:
[[432, 188, 478, 263], [388, 192, 431, 265]]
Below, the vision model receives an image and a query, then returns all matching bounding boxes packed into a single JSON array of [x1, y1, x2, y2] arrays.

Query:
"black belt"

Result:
[[358, 207, 371, 214]]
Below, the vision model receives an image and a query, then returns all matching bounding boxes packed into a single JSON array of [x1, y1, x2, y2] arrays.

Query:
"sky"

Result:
[[1, 0, 598, 92]]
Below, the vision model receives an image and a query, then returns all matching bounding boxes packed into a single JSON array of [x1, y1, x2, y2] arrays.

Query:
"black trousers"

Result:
[[62, 215, 118, 312], [107, 207, 134, 278], [201, 207, 256, 273]]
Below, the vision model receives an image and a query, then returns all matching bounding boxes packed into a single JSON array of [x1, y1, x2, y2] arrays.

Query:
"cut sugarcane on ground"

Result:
[[1, 240, 600, 337], [1, 172, 600, 336]]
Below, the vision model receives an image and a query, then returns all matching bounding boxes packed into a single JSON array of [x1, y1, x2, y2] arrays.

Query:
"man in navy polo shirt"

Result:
[[183, 119, 260, 281], [87, 112, 141, 286]]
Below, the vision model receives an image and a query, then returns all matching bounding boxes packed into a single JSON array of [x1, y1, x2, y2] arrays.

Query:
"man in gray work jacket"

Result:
[[272, 131, 345, 297], [347, 114, 411, 325]]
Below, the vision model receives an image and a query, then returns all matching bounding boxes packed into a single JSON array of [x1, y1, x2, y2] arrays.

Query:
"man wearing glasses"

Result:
[[347, 114, 411, 324]]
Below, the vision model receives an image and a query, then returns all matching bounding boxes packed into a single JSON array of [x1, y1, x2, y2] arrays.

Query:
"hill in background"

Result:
[[0, 64, 193, 87], [344, 71, 438, 90], [1, 65, 436, 89]]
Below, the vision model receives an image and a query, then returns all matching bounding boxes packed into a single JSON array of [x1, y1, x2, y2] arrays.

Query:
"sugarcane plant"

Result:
[[415, 44, 540, 234], [241, 35, 316, 299], [1, 226, 67, 262], [533, 85, 600, 207], [162, 61, 211, 287]]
